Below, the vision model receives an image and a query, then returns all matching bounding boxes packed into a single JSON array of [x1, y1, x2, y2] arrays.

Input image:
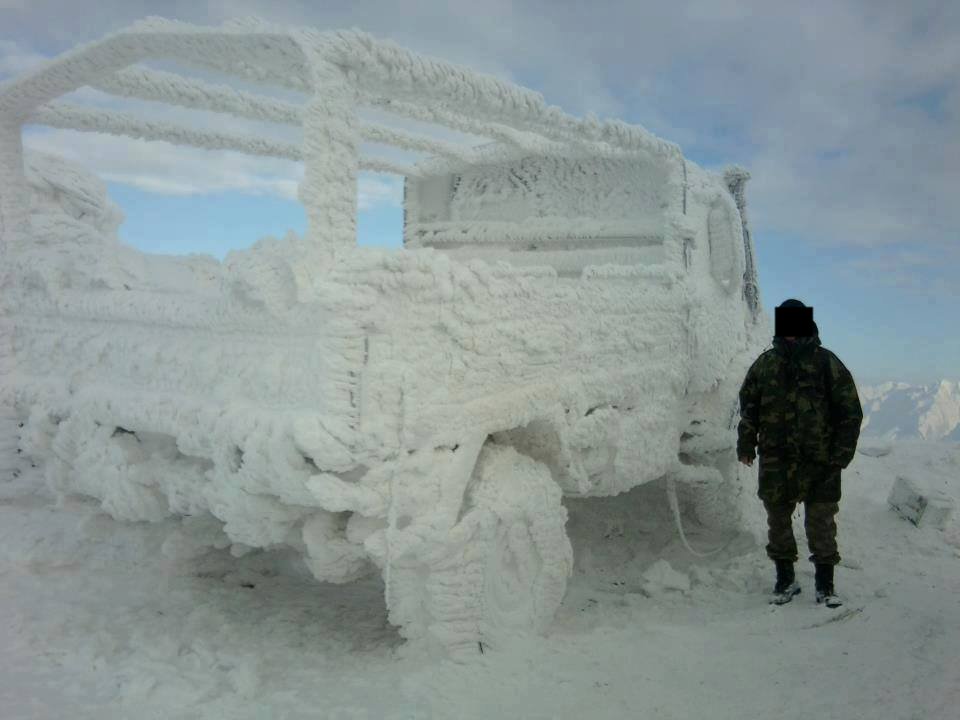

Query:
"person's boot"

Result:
[[770, 560, 801, 605], [815, 563, 843, 608]]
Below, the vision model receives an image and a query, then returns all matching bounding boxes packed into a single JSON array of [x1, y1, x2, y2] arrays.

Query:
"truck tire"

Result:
[[687, 454, 745, 532], [396, 441, 572, 656]]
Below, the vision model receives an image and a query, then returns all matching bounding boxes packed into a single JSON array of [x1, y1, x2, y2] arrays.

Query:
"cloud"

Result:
[[589, 1, 960, 298], [16, 86, 410, 208], [357, 175, 403, 211], [23, 127, 303, 198], [839, 246, 960, 301], [23, 126, 404, 212], [0, 40, 47, 79], [2, 0, 958, 290]]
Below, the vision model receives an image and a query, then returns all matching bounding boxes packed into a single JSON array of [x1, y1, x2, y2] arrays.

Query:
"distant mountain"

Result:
[[859, 380, 960, 441]]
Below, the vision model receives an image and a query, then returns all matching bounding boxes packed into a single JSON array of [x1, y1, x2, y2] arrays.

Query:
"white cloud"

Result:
[[24, 127, 305, 200], [23, 127, 404, 212], [0, 40, 47, 79], [357, 175, 403, 211], [839, 246, 960, 301], [3, 0, 958, 284]]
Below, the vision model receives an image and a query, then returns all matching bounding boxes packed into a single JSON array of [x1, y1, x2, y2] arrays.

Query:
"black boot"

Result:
[[771, 560, 801, 605], [815, 564, 843, 608]]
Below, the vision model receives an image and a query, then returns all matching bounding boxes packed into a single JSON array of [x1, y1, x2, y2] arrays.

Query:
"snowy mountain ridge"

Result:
[[859, 379, 960, 441]]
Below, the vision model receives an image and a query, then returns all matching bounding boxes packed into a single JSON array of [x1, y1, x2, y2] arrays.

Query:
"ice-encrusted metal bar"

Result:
[[90, 67, 304, 125], [32, 102, 303, 161], [30, 103, 421, 179]]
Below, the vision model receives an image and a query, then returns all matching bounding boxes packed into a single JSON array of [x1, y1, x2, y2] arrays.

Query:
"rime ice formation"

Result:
[[0, 18, 768, 656]]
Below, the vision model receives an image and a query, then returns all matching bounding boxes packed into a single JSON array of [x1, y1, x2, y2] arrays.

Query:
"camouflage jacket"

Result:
[[737, 336, 863, 503]]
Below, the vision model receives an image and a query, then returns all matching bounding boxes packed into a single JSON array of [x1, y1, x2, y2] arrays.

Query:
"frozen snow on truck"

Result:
[[0, 18, 767, 655]]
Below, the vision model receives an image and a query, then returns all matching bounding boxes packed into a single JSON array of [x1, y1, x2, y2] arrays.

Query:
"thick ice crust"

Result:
[[1, 21, 766, 647]]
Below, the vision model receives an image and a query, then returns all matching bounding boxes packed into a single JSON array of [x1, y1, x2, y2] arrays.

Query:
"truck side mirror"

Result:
[[707, 195, 746, 293]]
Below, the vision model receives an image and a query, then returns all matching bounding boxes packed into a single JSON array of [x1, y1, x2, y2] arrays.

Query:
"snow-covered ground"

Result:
[[2, 438, 958, 720]]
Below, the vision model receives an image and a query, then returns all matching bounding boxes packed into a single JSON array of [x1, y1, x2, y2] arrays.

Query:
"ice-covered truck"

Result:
[[0, 18, 767, 655]]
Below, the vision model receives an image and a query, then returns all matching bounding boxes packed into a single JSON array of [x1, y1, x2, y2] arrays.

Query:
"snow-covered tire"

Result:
[[468, 443, 572, 644], [686, 455, 745, 532], [394, 442, 572, 656]]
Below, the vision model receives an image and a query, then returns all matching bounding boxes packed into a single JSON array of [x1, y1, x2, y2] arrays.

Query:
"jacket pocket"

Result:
[[806, 463, 842, 503], [758, 456, 794, 504]]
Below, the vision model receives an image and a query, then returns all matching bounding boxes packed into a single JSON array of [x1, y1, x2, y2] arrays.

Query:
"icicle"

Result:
[[384, 381, 406, 613]]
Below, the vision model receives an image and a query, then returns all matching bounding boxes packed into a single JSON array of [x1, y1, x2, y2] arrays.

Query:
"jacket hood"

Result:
[[772, 320, 821, 356], [772, 320, 820, 342]]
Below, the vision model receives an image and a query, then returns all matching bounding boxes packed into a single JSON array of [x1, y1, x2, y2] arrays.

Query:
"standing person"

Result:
[[737, 299, 863, 607]]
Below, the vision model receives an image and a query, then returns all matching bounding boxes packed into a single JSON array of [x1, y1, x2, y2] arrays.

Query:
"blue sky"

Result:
[[2, 0, 958, 386], [105, 184, 404, 254]]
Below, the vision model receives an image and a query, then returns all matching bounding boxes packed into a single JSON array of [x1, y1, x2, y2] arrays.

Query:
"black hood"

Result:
[[779, 298, 806, 309]]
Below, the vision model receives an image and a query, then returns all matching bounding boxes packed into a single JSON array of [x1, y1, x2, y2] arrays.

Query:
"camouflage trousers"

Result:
[[762, 500, 840, 566]]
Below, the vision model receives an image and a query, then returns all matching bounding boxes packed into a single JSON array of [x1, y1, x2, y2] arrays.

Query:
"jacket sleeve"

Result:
[[737, 360, 761, 461], [826, 354, 863, 468]]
